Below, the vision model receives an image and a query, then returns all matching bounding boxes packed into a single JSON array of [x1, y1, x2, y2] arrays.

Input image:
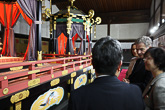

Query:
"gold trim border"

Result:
[[62, 70, 68, 76], [50, 78, 60, 87], [10, 66, 23, 71], [71, 72, 76, 77], [28, 78, 40, 87], [28, 70, 40, 74], [10, 90, 30, 104]]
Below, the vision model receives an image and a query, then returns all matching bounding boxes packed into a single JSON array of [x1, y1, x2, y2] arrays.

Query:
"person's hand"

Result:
[[122, 78, 130, 84]]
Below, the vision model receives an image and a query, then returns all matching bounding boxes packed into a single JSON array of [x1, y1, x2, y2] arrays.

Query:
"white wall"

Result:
[[94, 24, 107, 40], [110, 23, 149, 40], [92, 23, 149, 40]]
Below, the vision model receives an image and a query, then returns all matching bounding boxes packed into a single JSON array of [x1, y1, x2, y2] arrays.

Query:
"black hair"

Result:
[[144, 47, 165, 72], [131, 43, 136, 56], [92, 37, 123, 76]]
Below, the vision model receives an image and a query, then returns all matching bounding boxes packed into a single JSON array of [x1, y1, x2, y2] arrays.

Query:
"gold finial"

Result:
[[95, 17, 102, 24], [37, 51, 42, 60], [69, 0, 75, 7], [88, 10, 94, 19]]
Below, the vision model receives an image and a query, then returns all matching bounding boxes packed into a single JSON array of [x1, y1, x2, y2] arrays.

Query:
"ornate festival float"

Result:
[[0, 0, 101, 109]]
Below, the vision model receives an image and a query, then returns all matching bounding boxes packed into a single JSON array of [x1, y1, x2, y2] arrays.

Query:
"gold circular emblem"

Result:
[[4, 76, 7, 80], [3, 88, 9, 95]]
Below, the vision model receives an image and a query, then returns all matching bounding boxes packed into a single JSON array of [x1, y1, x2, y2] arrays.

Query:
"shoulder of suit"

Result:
[[151, 73, 165, 86], [131, 57, 138, 60]]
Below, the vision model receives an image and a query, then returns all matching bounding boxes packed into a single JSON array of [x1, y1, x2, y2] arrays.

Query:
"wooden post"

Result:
[[36, 0, 42, 60]]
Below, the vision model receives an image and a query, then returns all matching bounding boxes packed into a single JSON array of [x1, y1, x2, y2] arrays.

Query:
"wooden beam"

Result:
[[96, 10, 150, 24], [52, 0, 68, 4], [0, 0, 16, 2], [96, 10, 150, 17]]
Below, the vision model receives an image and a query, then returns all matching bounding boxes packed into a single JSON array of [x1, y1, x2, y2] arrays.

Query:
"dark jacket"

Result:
[[68, 76, 145, 110], [128, 58, 153, 92]]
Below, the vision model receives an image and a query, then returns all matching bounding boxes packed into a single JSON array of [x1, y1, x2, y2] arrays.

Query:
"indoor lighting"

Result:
[[150, 26, 158, 34]]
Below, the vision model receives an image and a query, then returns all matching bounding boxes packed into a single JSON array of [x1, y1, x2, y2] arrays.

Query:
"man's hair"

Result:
[[144, 47, 165, 72], [136, 36, 152, 47], [92, 37, 123, 76]]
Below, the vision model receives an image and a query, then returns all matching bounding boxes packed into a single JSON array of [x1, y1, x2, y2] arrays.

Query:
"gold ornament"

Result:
[[69, 0, 75, 6], [10, 66, 23, 71], [62, 70, 68, 76], [50, 78, 60, 86], [45, 8, 51, 17], [67, 17, 73, 34], [28, 70, 40, 74], [83, 68, 87, 72], [4, 76, 7, 80], [3, 88, 9, 95], [88, 10, 94, 19], [10, 90, 30, 104], [95, 17, 102, 24], [15, 102, 21, 110], [71, 72, 76, 77], [37, 51, 42, 60], [91, 18, 95, 25], [28, 78, 40, 87], [42, 13, 46, 21]]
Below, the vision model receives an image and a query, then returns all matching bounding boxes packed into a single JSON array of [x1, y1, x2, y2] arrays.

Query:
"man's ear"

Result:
[[115, 61, 122, 77], [117, 61, 122, 71]]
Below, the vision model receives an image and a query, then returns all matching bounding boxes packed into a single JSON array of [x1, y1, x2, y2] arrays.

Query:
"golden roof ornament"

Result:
[[45, 8, 51, 17], [88, 10, 94, 19], [95, 17, 102, 24], [69, 0, 75, 7], [41, 0, 51, 20]]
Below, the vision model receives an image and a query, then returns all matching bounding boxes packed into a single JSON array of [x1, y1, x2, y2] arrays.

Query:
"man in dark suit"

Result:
[[123, 36, 153, 92], [68, 37, 145, 110]]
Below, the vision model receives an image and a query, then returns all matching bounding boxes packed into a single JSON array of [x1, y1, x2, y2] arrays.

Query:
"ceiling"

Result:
[[52, 0, 152, 24]]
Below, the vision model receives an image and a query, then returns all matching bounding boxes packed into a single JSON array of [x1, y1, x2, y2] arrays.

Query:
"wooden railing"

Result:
[[0, 55, 92, 98]]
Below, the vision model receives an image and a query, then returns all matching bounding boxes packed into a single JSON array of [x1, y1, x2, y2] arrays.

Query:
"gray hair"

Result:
[[136, 36, 152, 47]]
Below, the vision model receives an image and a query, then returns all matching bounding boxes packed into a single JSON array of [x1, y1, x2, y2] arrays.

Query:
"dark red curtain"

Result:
[[0, 2, 20, 56], [72, 33, 82, 54], [16, 0, 37, 61], [57, 33, 67, 54]]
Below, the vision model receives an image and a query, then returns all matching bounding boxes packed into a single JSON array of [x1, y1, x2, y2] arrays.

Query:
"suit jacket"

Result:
[[143, 72, 165, 110], [128, 58, 153, 92], [68, 76, 145, 110]]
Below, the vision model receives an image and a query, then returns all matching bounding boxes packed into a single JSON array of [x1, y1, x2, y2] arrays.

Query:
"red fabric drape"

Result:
[[72, 33, 79, 48], [16, 2, 33, 60], [58, 33, 67, 54], [72, 33, 79, 54], [86, 35, 90, 42], [0, 2, 20, 56], [72, 33, 84, 54]]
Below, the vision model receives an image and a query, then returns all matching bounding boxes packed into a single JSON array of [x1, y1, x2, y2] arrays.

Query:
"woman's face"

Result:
[[144, 53, 157, 72], [132, 45, 138, 57]]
